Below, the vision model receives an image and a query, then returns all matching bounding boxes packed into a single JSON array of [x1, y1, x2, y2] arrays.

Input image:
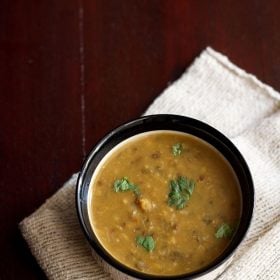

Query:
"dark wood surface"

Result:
[[1, 1, 280, 279]]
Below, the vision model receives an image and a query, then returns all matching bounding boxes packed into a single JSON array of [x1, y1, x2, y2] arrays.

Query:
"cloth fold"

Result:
[[20, 47, 280, 280]]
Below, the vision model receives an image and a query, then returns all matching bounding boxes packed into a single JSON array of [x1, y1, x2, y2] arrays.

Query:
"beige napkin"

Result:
[[20, 48, 280, 280]]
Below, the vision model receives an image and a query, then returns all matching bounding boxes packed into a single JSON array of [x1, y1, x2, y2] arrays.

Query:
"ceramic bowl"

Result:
[[76, 114, 254, 280]]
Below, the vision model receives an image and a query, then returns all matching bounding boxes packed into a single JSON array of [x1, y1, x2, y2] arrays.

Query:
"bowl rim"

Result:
[[76, 114, 254, 279]]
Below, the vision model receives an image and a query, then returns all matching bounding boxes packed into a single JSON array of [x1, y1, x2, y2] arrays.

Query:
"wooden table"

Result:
[[1, 1, 279, 278]]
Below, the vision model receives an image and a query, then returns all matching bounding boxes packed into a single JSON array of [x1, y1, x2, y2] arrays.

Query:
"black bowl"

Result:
[[76, 114, 254, 279]]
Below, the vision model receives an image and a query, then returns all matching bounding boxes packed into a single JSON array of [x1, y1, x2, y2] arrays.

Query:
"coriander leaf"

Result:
[[172, 143, 183, 156], [136, 235, 145, 245], [178, 176, 188, 188], [168, 176, 196, 210], [113, 177, 140, 196], [114, 177, 130, 192], [136, 235, 155, 252], [215, 223, 234, 239]]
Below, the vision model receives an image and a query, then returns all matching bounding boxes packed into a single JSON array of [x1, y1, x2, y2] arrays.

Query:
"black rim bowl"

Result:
[[76, 114, 254, 279]]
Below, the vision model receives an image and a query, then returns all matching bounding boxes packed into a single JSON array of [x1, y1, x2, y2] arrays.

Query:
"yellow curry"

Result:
[[88, 131, 241, 276]]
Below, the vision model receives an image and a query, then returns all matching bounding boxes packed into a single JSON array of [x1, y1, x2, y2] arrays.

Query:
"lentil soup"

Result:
[[88, 131, 241, 276]]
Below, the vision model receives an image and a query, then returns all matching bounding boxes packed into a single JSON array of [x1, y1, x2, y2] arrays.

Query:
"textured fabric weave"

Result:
[[20, 47, 280, 280]]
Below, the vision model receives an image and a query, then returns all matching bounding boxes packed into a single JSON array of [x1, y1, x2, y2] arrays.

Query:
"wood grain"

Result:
[[0, 0, 279, 278]]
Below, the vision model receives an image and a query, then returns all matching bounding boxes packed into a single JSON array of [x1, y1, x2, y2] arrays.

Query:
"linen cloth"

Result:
[[20, 47, 280, 280]]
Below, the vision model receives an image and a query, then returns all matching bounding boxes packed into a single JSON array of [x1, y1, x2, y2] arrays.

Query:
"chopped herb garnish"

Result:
[[136, 235, 155, 252], [168, 176, 196, 209], [113, 177, 140, 196], [172, 143, 183, 156], [215, 223, 234, 239]]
